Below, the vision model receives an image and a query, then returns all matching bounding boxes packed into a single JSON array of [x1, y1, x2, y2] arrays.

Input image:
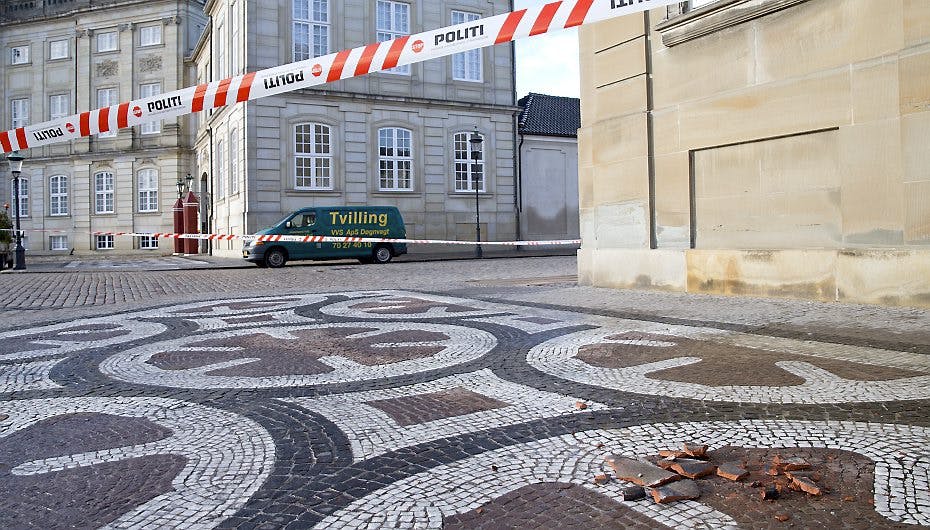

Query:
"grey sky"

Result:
[[513, 0, 581, 100]]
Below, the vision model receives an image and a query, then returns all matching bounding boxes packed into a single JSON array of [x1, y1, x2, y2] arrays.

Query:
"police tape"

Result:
[[0, 0, 678, 154], [88, 231, 581, 247]]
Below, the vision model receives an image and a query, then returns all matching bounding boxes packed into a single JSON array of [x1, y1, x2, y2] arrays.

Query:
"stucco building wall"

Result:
[[578, 0, 930, 307]]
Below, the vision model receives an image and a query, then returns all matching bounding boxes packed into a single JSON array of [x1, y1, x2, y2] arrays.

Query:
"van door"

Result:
[[284, 210, 319, 260]]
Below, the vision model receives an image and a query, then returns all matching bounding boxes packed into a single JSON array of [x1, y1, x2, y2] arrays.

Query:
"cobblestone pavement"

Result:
[[1, 257, 929, 529]]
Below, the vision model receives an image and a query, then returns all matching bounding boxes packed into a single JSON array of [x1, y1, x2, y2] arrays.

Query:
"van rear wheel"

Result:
[[372, 245, 393, 264], [264, 248, 288, 268]]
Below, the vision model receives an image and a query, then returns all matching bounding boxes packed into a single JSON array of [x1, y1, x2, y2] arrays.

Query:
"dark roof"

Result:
[[518, 93, 581, 138]]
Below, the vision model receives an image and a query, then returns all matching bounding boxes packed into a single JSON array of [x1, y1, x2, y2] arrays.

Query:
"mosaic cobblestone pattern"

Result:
[[1, 289, 928, 529]]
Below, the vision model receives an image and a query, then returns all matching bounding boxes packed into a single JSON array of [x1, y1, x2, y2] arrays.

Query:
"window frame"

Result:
[[96, 88, 119, 138], [294, 123, 333, 191], [49, 175, 69, 217], [10, 98, 29, 129], [137, 168, 159, 213], [96, 31, 118, 53], [10, 45, 29, 65], [453, 132, 486, 193], [96, 234, 115, 250], [377, 127, 414, 191], [139, 82, 162, 135], [49, 39, 69, 60], [50, 235, 69, 251], [292, 0, 330, 61], [139, 24, 163, 47], [11, 177, 29, 218], [139, 236, 159, 250], [215, 139, 226, 199], [94, 171, 115, 214], [229, 128, 240, 195], [49, 93, 70, 120], [376, 0, 410, 75], [451, 11, 483, 82]]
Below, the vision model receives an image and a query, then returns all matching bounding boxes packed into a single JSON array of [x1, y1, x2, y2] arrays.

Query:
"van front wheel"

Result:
[[372, 245, 393, 264], [264, 248, 288, 268]]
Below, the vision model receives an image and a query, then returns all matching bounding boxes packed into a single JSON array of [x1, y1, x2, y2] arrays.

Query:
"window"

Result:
[[229, 128, 240, 194], [97, 31, 118, 53], [11, 98, 28, 129], [216, 139, 225, 198], [50, 235, 69, 251], [94, 171, 115, 214], [451, 11, 482, 81], [230, 0, 242, 74], [378, 127, 412, 191], [140, 25, 162, 46], [139, 83, 161, 134], [215, 19, 226, 79], [454, 132, 485, 192], [49, 94, 69, 120], [293, 0, 329, 61], [295, 123, 332, 190], [11, 177, 28, 217], [11, 45, 29, 65], [49, 175, 69, 216], [376, 0, 410, 75], [139, 236, 158, 249], [49, 39, 69, 60], [97, 88, 118, 137], [96, 235, 115, 250], [690, 0, 719, 8], [138, 169, 158, 212]]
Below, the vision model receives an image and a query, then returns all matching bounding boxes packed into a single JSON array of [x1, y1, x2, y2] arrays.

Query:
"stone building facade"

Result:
[[0, 0, 206, 254], [578, 0, 930, 307], [191, 0, 519, 258]]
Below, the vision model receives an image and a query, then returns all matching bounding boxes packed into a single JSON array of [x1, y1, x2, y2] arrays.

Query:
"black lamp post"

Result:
[[7, 152, 25, 270], [176, 176, 185, 198], [470, 129, 483, 258], [185, 173, 194, 194]]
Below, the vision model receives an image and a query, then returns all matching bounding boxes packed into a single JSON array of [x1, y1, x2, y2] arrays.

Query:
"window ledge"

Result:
[[656, 0, 810, 47]]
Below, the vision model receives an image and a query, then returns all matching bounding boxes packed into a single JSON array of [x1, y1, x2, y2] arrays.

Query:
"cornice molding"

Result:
[[656, 0, 811, 47]]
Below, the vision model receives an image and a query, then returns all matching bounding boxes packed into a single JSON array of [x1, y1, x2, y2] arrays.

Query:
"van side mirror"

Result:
[[285, 221, 292, 229]]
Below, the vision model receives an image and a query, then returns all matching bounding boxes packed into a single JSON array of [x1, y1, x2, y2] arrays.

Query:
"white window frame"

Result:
[[94, 171, 115, 214], [378, 127, 413, 191], [139, 83, 161, 134], [96, 88, 118, 138], [49, 39, 69, 60], [97, 31, 118, 53], [137, 169, 159, 213], [451, 11, 482, 82], [376, 0, 410, 75], [230, 0, 242, 74], [139, 236, 159, 250], [11, 177, 29, 217], [295, 123, 333, 190], [96, 235, 115, 250], [11, 45, 29, 65], [11, 98, 28, 129], [50, 235, 69, 251], [49, 175, 69, 216], [453, 132, 485, 192], [49, 94, 70, 120], [293, 0, 330, 61], [139, 25, 163, 47], [216, 139, 226, 199], [215, 18, 227, 79], [229, 128, 240, 194]]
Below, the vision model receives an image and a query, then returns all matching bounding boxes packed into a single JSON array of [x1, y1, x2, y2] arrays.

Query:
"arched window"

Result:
[[378, 127, 412, 191], [94, 171, 114, 214], [49, 175, 68, 216], [453, 132, 484, 192], [295, 123, 332, 190], [138, 169, 158, 212]]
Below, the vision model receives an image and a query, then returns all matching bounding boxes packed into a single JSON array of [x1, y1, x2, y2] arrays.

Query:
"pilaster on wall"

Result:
[[578, 12, 652, 252]]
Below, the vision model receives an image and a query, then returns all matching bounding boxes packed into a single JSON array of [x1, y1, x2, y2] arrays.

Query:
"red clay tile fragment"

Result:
[[670, 459, 716, 479], [775, 456, 811, 471], [843, 496, 855, 502], [620, 485, 647, 501], [605, 456, 680, 487], [765, 465, 780, 476], [682, 443, 708, 458], [651, 479, 701, 504], [575, 401, 588, 410], [792, 476, 823, 496], [716, 462, 749, 481], [656, 458, 677, 471], [593, 474, 610, 485], [658, 449, 689, 459], [775, 514, 790, 522]]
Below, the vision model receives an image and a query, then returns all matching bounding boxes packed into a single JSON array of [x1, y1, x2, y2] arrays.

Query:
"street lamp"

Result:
[[7, 152, 25, 270], [176, 176, 185, 198], [470, 129, 483, 258], [185, 173, 194, 193]]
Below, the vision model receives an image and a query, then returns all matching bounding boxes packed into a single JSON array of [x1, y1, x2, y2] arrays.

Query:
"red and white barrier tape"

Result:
[[87, 231, 581, 247], [0, 0, 677, 154]]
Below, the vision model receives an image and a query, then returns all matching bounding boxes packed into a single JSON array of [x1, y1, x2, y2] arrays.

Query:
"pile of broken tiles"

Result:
[[603, 443, 824, 505]]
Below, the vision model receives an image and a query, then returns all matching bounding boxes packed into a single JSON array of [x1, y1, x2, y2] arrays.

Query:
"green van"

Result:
[[243, 206, 407, 268]]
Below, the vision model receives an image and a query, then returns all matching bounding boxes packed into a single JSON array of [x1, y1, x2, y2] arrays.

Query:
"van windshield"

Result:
[[273, 213, 297, 227]]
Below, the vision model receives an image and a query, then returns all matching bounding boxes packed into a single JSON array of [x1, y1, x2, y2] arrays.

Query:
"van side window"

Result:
[[301, 213, 317, 227]]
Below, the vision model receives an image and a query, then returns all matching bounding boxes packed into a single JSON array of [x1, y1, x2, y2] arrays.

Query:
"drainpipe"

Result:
[[510, 0, 521, 244], [207, 126, 214, 256]]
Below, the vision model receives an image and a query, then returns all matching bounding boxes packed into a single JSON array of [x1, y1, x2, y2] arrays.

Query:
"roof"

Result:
[[517, 93, 581, 138]]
